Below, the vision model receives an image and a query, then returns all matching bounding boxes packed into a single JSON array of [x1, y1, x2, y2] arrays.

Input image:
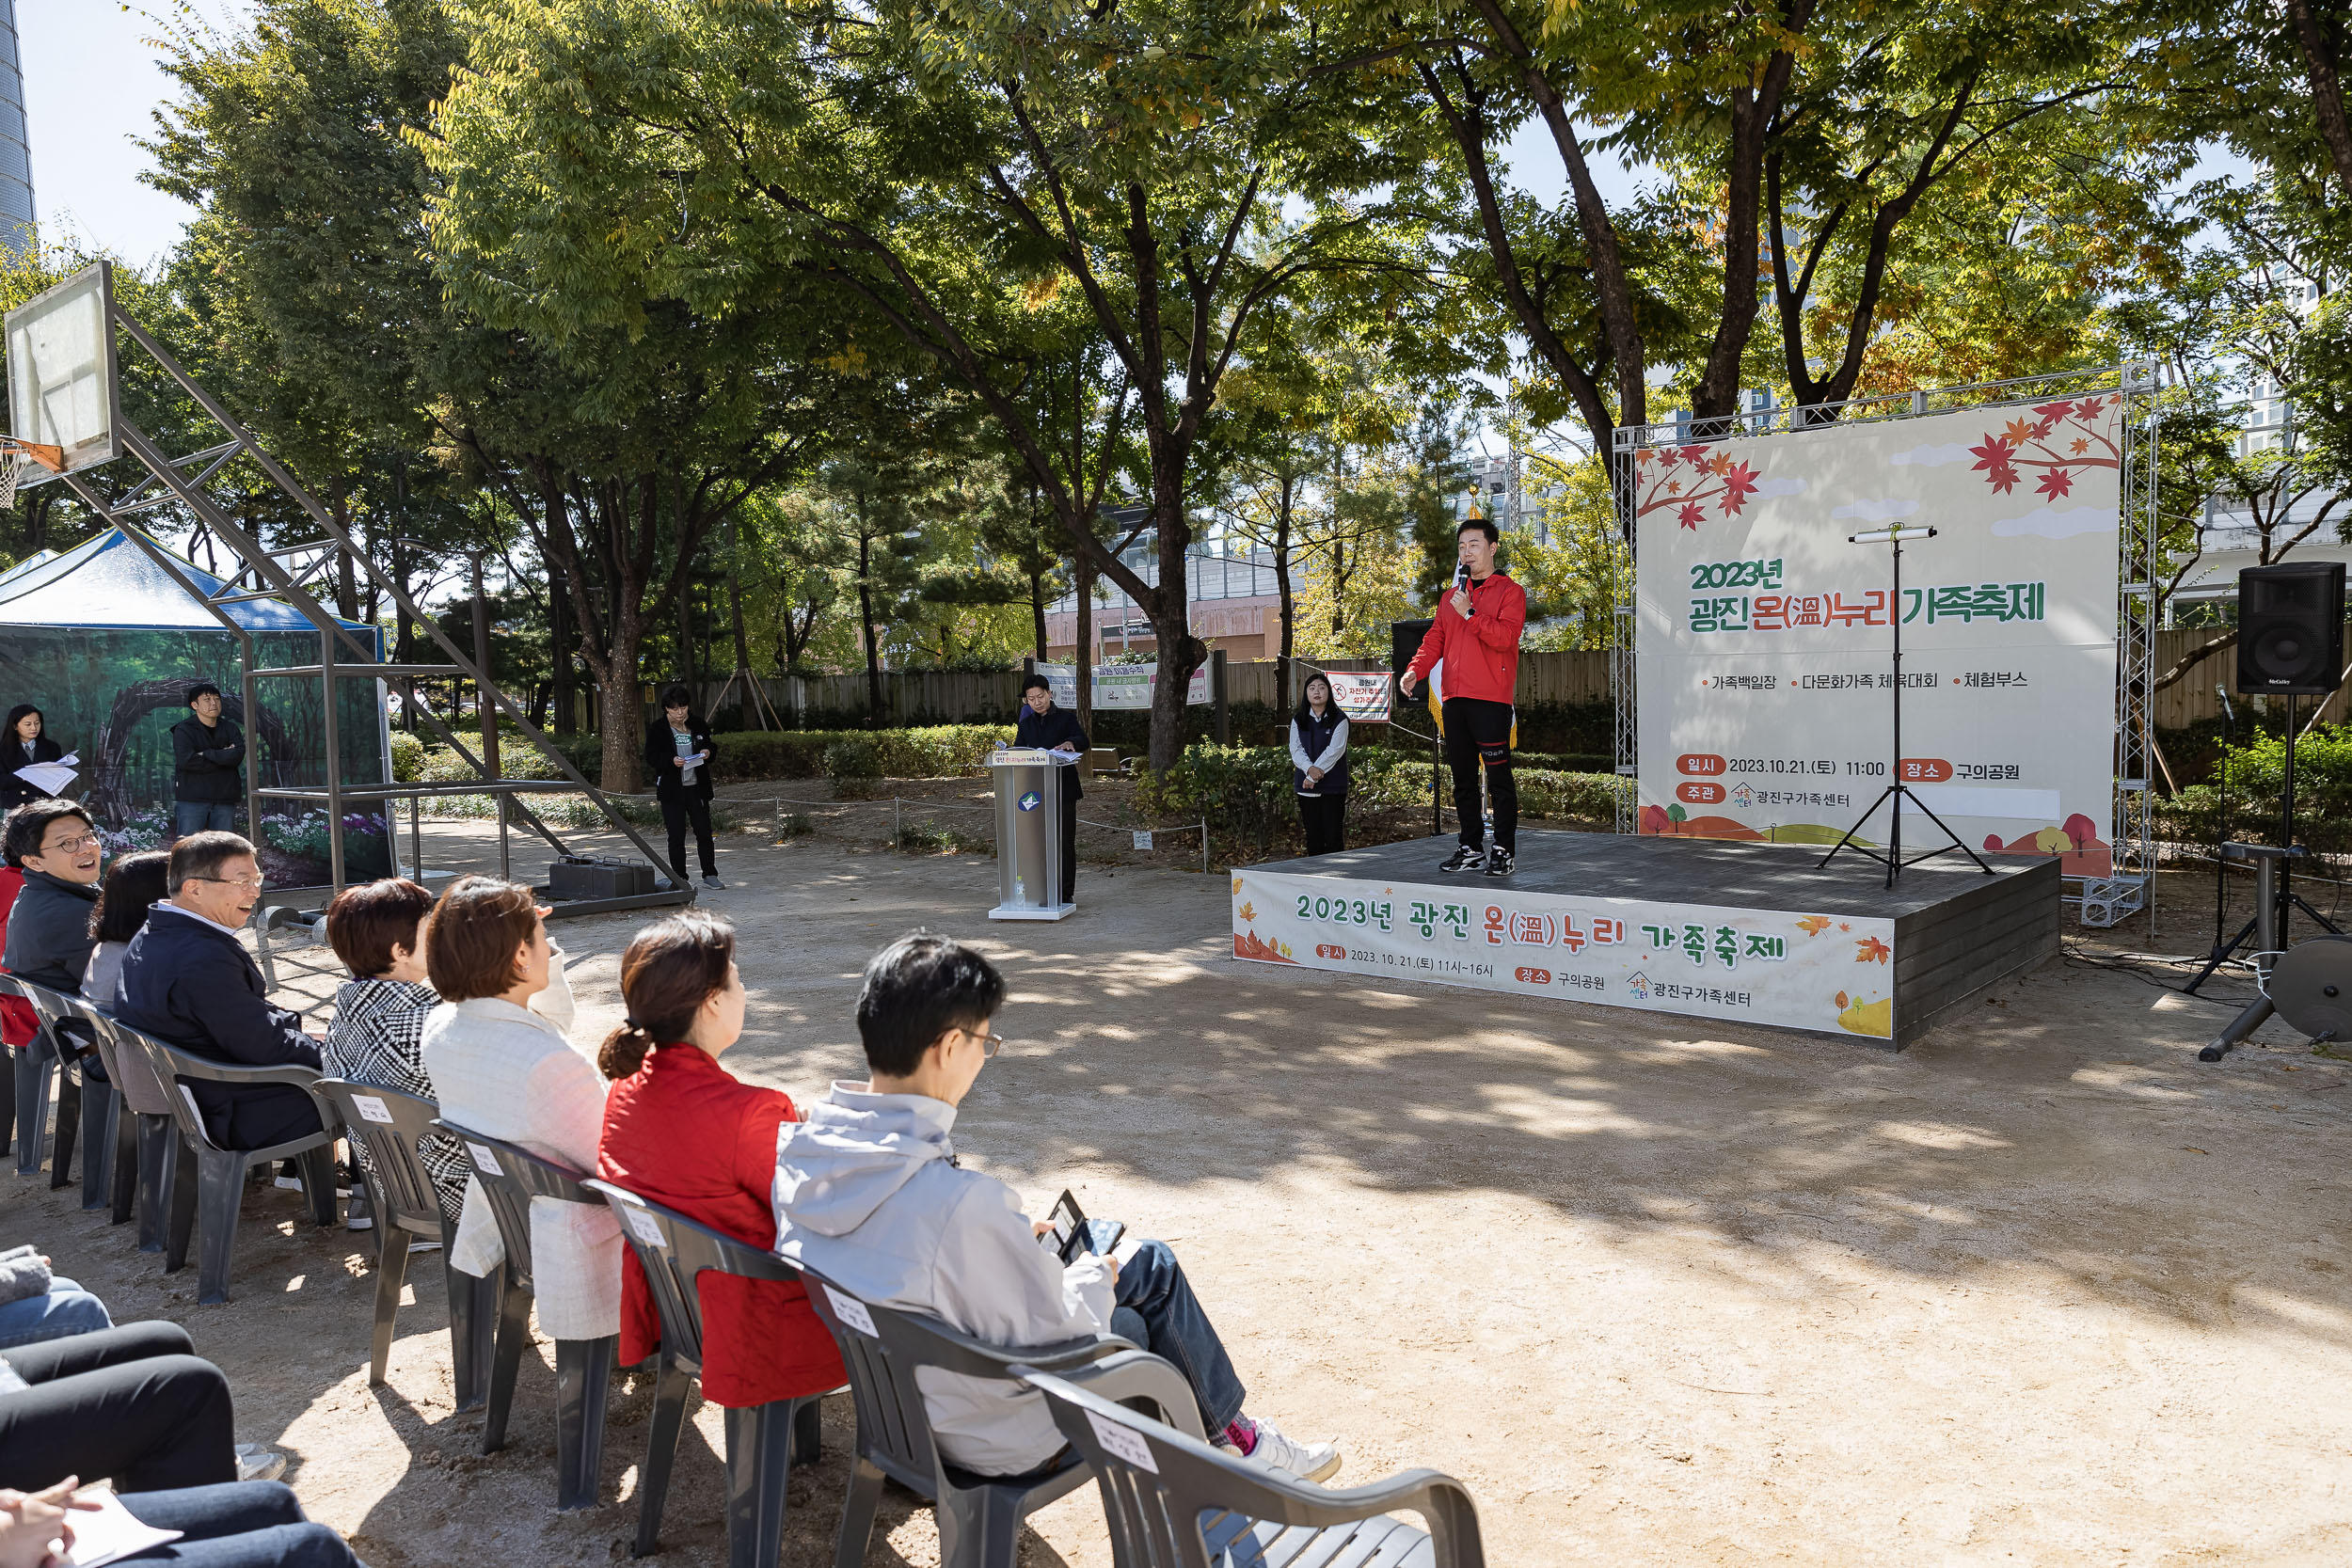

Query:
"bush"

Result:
[[713, 724, 1013, 782], [2155, 722, 2352, 856], [389, 730, 427, 784]]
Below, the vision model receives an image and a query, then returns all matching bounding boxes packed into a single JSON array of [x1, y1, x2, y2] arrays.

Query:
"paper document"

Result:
[[56, 1486, 183, 1568], [14, 752, 79, 795]]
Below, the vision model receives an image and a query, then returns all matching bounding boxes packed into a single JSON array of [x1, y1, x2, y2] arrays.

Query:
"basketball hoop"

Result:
[[0, 437, 61, 510]]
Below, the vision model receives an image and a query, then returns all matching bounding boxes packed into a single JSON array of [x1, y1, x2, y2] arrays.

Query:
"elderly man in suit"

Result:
[[113, 832, 322, 1151]]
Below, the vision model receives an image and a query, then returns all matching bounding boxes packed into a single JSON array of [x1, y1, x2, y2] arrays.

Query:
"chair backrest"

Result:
[[318, 1079, 450, 1243], [584, 1179, 799, 1378], [120, 1025, 332, 1158], [801, 1267, 1130, 1493], [0, 974, 58, 1060], [435, 1120, 604, 1294], [1020, 1369, 1486, 1568], [73, 1005, 173, 1116]]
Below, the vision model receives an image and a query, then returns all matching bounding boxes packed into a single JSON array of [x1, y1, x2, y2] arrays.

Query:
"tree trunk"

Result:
[[549, 565, 577, 735], [726, 518, 753, 674], [1273, 473, 1295, 711], [857, 524, 882, 720], [1028, 567, 1048, 663], [597, 657, 643, 793], [1073, 550, 1095, 736]]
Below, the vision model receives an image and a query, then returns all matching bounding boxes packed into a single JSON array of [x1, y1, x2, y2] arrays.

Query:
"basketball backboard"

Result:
[[6, 261, 119, 479]]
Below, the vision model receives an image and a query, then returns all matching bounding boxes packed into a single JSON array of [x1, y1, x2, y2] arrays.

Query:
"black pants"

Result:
[[661, 793, 717, 881], [1442, 697, 1516, 852], [1297, 791, 1347, 855], [0, 1323, 235, 1493], [122, 1483, 363, 1568], [200, 1084, 324, 1153], [1057, 791, 1079, 903]]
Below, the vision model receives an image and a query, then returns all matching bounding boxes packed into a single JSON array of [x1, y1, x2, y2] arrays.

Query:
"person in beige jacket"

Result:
[[418, 875, 619, 1341]]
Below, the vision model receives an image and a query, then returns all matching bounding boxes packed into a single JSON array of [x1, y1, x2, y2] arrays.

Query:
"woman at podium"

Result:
[[1015, 674, 1087, 904]]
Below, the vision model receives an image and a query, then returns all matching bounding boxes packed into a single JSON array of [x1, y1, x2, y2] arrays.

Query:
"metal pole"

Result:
[[322, 620, 345, 892], [1212, 649, 1229, 745], [1889, 531, 1902, 889], [470, 553, 508, 881], [409, 793, 422, 882], [1201, 816, 1209, 874]]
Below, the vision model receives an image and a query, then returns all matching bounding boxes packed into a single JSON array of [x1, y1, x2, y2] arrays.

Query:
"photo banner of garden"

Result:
[[0, 530, 394, 887]]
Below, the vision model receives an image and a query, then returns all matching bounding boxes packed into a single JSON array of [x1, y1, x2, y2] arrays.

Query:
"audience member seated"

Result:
[[113, 833, 323, 1152], [598, 913, 845, 1410], [83, 850, 172, 1010], [0, 1246, 110, 1351], [773, 934, 1342, 1481], [418, 877, 617, 1347], [3, 800, 103, 998], [0, 1323, 239, 1494], [0, 1479, 364, 1568], [321, 879, 479, 1232]]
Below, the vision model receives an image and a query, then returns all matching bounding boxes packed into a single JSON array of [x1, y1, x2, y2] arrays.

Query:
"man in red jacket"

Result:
[[1400, 516, 1528, 876]]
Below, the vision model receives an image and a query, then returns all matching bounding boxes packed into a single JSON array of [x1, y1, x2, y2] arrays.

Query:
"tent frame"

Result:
[[28, 263, 691, 926]]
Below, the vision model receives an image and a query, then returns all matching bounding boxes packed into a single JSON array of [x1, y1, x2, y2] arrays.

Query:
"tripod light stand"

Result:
[[1817, 520, 1993, 887]]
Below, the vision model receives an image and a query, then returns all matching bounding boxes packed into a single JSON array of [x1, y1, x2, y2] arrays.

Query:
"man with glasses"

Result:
[[772, 933, 1342, 1481], [2, 800, 105, 997], [170, 683, 245, 839], [115, 832, 324, 1151]]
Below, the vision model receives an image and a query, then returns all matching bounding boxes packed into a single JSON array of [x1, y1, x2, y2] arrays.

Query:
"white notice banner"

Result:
[[1033, 663, 1211, 710], [1634, 396, 2122, 877], [1318, 672, 1392, 722]]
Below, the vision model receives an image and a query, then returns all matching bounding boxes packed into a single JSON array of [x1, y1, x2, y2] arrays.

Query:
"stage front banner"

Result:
[[1633, 396, 2122, 875], [1232, 866, 1899, 1038]]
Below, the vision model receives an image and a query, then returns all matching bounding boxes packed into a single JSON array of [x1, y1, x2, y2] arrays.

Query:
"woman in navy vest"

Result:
[[1289, 673, 1349, 855]]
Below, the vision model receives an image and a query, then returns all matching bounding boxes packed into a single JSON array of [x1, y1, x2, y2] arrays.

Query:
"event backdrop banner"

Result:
[[1232, 866, 1899, 1037], [1634, 396, 2122, 876]]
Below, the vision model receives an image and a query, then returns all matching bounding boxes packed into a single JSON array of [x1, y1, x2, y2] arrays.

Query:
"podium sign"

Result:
[[989, 748, 1075, 921]]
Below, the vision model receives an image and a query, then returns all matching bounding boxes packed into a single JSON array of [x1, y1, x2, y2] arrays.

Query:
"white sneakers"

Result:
[[1220, 1417, 1342, 1483]]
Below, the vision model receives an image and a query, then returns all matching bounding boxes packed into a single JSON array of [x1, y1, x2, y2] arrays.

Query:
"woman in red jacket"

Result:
[[597, 913, 845, 1418]]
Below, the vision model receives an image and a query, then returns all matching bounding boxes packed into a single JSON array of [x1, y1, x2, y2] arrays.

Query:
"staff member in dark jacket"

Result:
[[114, 832, 323, 1151], [2, 800, 103, 995], [644, 683, 723, 890], [169, 683, 245, 839], [1014, 673, 1088, 904], [1288, 673, 1350, 856], [0, 705, 64, 811]]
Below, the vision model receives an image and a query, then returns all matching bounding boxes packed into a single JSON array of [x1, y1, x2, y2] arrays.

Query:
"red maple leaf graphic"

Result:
[[2035, 467, 2074, 500], [1681, 445, 1710, 468], [1968, 436, 2020, 495], [2074, 395, 2104, 417], [2033, 400, 2074, 422], [1854, 935, 1891, 964], [1655, 447, 1678, 468], [1677, 501, 1705, 530], [1719, 461, 1760, 515]]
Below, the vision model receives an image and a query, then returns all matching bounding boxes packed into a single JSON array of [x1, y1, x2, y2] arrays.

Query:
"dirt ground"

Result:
[[8, 808, 2351, 1567]]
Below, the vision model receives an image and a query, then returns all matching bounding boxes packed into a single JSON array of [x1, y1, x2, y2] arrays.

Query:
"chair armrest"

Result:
[[168, 1053, 326, 1091], [1216, 1465, 1482, 1543], [1049, 1348, 1207, 1440]]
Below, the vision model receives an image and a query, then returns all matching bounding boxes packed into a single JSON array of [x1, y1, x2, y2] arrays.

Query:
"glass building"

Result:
[[0, 0, 29, 257]]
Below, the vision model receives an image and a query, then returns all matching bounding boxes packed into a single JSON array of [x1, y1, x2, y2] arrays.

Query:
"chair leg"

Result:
[[447, 1261, 497, 1413], [631, 1354, 696, 1556], [792, 1394, 823, 1467], [108, 1094, 137, 1226], [163, 1133, 199, 1273], [136, 1116, 176, 1253], [193, 1148, 246, 1305], [482, 1270, 532, 1455], [13, 1042, 51, 1178], [79, 1082, 115, 1212], [938, 1482, 1027, 1568], [0, 1045, 12, 1157], [48, 1066, 79, 1191], [294, 1143, 338, 1227], [368, 1224, 415, 1386], [723, 1400, 796, 1568], [833, 1455, 888, 1568], [553, 1334, 615, 1512]]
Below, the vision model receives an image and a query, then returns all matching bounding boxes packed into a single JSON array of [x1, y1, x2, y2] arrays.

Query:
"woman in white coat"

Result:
[[419, 874, 619, 1343]]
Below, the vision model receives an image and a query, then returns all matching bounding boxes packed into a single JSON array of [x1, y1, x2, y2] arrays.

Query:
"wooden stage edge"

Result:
[[1229, 830, 2063, 1049]]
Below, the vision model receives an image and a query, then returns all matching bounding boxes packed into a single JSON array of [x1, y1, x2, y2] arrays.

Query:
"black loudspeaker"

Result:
[[2237, 562, 2347, 695], [1391, 618, 1433, 681]]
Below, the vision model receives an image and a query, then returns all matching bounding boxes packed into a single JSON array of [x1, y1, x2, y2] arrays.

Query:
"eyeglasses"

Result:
[[195, 874, 267, 891], [975, 1031, 1006, 1058], [38, 833, 99, 855]]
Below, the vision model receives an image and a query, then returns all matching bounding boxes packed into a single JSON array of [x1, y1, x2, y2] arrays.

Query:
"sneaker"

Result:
[[273, 1176, 305, 1191], [703, 875, 726, 889], [345, 1188, 373, 1231], [1483, 847, 1516, 877], [235, 1444, 287, 1483], [1438, 846, 1485, 874], [1231, 1418, 1341, 1483]]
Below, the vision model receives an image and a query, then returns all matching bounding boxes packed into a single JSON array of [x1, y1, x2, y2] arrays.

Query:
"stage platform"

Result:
[[1230, 830, 2060, 1047]]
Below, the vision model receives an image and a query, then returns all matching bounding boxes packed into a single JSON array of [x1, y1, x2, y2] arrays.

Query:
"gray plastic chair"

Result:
[[437, 1120, 617, 1512], [802, 1267, 1202, 1568], [1018, 1368, 1486, 1568], [78, 1006, 179, 1246], [0, 974, 81, 1187], [316, 1079, 493, 1406], [15, 979, 119, 1212], [118, 1022, 340, 1305], [587, 1180, 836, 1565]]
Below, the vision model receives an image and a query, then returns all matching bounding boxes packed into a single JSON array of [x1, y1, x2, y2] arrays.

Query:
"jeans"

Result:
[[1105, 1240, 1247, 1435], [660, 793, 717, 880], [0, 1322, 235, 1492], [119, 1483, 363, 1568], [174, 801, 238, 837], [0, 1276, 113, 1350], [1441, 697, 1515, 851]]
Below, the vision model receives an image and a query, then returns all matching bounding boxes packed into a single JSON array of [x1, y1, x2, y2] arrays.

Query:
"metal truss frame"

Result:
[[1609, 362, 2163, 927]]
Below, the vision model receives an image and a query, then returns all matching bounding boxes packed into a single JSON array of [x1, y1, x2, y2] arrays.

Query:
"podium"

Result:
[[988, 747, 1075, 921]]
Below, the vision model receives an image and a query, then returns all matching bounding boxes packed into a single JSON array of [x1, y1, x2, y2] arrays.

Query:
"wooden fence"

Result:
[[678, 631, 2347, 734]]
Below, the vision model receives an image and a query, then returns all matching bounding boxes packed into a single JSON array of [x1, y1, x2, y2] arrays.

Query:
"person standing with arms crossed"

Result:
[[1400, 516, 1527, 877], [170, 683, 245, 840]]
